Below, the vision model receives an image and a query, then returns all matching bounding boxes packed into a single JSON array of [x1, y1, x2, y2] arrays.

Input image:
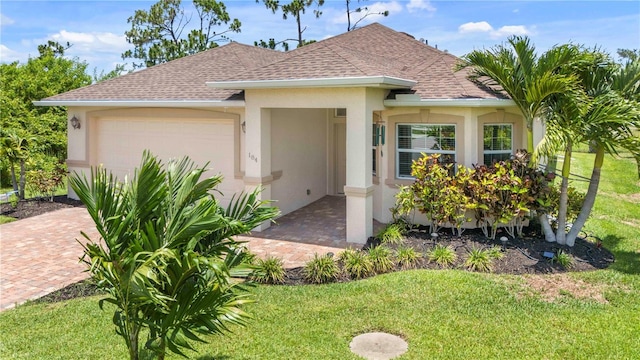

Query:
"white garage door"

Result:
[[96, 116, 243, 206]]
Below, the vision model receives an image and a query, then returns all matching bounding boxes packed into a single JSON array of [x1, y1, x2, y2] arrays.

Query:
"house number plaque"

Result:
[[249, 152, 258, 163]]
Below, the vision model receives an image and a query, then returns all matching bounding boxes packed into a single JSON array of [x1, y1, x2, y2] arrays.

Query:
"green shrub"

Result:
[[487, 246, 505, 260], [252, 256, 286, 284], [341, 250, 374, 279], [9, 193, 18, 207], [428, 244, 457, 268], [553, 250, 574, 269], [377, 223, 405, 245], [464, 247, 493, 272], [304, 254, 340, 284], [68, 151, 279, 360], [26, 162, 66, 201], [368, 245, 395, 274], [338, 248, 357, 263], [395, 246, 421, 269]]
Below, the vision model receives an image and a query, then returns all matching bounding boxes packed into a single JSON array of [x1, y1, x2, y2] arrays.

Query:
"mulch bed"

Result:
[[280, 226, 614, 286], [0, 195, 84, 220]]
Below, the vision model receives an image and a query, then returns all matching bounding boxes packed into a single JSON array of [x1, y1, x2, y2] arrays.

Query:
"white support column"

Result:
[[344, 89, 379, 243], [244, 106, 272, 230]]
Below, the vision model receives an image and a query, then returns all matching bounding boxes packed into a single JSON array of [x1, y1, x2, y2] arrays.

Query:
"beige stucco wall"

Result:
[[65, 98, 529, 236], [375, 106, 524, 224], [270, 108, 328, 216]]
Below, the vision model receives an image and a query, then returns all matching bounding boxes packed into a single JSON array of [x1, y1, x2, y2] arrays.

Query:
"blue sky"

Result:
[[1, 0, 639, 74]]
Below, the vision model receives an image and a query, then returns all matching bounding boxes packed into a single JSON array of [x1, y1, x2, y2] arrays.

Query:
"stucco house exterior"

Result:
[[36, 23, 543, 243]]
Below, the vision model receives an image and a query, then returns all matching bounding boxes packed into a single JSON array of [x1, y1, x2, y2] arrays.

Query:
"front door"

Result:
[[335, 122, 346, 195]]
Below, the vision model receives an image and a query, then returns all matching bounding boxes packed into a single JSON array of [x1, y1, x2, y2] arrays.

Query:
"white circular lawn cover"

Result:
[[349, 332, 408, 360]]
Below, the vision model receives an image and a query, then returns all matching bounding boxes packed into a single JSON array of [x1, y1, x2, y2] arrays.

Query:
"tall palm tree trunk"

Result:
[[566, 147, 604, 246], [555, 144, 572, 245], [18, 160, 26, 200], [9, 162, 18, 192], [539, 212, 556, 242], [526, 127, 534, 153]]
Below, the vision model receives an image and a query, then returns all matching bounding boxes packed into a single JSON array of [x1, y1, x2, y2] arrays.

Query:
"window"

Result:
[[335, 108, 347, 117], [372, 123, 380, 176], [483, 124, 513, 164], [396, 124, 456, 178]]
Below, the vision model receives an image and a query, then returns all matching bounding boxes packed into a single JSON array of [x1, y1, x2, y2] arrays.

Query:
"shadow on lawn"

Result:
[[197, 355, 231, 360], [604, 234, 640, 275]]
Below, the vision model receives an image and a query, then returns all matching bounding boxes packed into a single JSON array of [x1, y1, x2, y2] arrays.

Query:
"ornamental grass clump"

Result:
[[487, 246, 505, 260], [464, 247, 494, 272], [368, 245, 395, 274], [252, 256, 286, 284], [428, 244, 457, 268], [377, 223, 405, 245], [341, 250, 374, 279], [304, 253, 340, 284], [553, 250, 574, 269], [395, 246, 422, 269]]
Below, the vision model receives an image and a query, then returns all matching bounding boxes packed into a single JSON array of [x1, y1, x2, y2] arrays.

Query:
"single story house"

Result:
[[36, 23, 544, 243]]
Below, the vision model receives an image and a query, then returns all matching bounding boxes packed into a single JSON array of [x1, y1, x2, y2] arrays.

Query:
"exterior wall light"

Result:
[[241, 121, 246, 133], [70, 115, 81, 129]]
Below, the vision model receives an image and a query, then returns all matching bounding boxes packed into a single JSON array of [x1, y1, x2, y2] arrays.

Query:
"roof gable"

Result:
[[42, 23, 504, 103]]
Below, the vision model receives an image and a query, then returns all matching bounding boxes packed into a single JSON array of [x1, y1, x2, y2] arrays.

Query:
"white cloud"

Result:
[[494, 25, 529, 37], [20, 30, 131, 72], [0, 13, 15, 27], [458, 21, 530, 39], [0, 44, 23, 62], [407, 0, 436, 13], [45, 30, 129, 55], [371, 1, 403, 16], [459, 21, 493, 33]]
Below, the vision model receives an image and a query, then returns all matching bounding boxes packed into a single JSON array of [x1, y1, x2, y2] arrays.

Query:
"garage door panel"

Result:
[[96, 117, 242, 206]]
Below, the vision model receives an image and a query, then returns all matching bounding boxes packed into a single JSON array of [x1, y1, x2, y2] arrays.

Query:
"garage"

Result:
[[92, 111, 244, 207]]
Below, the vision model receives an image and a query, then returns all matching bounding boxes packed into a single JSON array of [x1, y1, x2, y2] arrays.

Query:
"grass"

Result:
[[0, 153, 638, 359], [0, 215, 17, 224]]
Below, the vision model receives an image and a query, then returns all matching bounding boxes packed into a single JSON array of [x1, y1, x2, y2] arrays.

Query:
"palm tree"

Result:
[[565, 58, 640, 246], [0, 132, 31, 199], [69, 151, 279, 360], [536, 53, 640, 246], [459, 36, 581, 154]]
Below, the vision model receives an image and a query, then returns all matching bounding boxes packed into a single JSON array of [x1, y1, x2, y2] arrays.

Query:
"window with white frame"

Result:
[[483, 124, 513, 164], [396, 124, 456, 178], [372, 124, 377, 176]]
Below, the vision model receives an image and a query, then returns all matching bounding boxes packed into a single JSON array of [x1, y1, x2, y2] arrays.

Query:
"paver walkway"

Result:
[[0, 199, 351, 311]]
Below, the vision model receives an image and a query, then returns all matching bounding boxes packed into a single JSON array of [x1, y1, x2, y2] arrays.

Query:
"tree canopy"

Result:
[[459, 36, 583, 153], [255, 0, 324, 50], [0, 42, 91, 189], [122, 0, 241, 69]]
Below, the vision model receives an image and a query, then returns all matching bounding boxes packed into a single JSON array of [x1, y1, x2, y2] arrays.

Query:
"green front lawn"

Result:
[[1, 153, 638, 359]]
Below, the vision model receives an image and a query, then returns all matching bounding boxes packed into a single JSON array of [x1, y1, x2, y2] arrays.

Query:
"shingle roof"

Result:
[[43, 42, 285, 101], [43, 23, 504, 102]]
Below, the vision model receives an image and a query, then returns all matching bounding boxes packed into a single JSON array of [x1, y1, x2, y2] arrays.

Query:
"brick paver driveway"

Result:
[[0, 205, 346, 311]]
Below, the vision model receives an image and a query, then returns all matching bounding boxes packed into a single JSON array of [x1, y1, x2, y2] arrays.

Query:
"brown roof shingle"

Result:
[[43, 23, 503, 102], [44, 42, 286, 101]]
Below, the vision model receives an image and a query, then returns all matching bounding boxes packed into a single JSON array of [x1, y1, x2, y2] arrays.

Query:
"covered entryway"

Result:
[[236, 86, 395, 243]]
